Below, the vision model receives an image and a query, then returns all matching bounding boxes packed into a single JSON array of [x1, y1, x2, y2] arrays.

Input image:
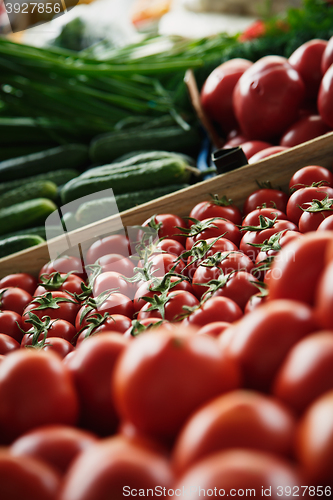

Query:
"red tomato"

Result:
[[295, 390, 333, 486], [289, 164, 333, 191], [186, 218, 241, 250], [289, 39, 328, 99], [113, 326, 240, 441], [189, 198, 242, 226], [95, 253, 135, 277], [225, 299, 317, 391], [155, 239, 185, 257], [243, 188, 289, 215], [196, 321, 230, 338], [148, 252, 185, 276], [35, 273, 85, 296], [93, 271, 134, 299], [59, 436, 173, 500], [223, 132, 248, 147], [124, 318, 170, 338], [321, 35, 333, 74], [93, 292, 134, 319], [22, 318, 77, 347], [0, 333, 20, 354], [39, 256, 86, 280], [269, 231, 333, 305], [315, 259, 333, 329], [76, 314, 132, 345], [141, 213, 187, 245], [248, 146, 288, 164], [172, 390, 296, 474], [138, 290, 199, 322], [43, 337, 74, 359], [242, 207, 287, 226], [0, 450, 61, 500], [286, 185, 333, 224], [85, 234, 131, 265], [279, 115, 331, 148], [0, 287, 32, 316], [0, 310, 24, 343], [0, 273, 37, 295], [273, 331, 333, 415], [318, 63, 333, 128], [22, 291, 80, 328], [233, 56, 306, 140], [134, 277, 193, 313], [183, 296, 243, 327], [66, 333, 128, 435], [299, 208, 333, 232], [240, 140, 272, 160], [170, 449, 305, 500], [186, 237, 238, 279], [0, 350, 78, 443], [244, 293, 267, 313], [11, 425, 97, 476], [317, 213, 333, 230], [200, 58, 253, 133]]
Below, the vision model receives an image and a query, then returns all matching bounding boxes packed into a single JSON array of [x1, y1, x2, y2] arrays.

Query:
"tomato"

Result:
[[286, 185, 333, 224], [39, 256, 86, 280], [269, 231, 333, 305], [289, 164, 333, 191], [242, 207, 287, 226], [22, 318, 77, 347], [295, 390, 333, 486], [196, 321, 230, 338], [155, 239, 185, 257], [315, 259, 333, 329], [279, 115, 331, 148], [95, 253, 135, 277], [0, 273, 37, 295], [0, 450, 61, 500], [34, 273, 85, 296], [233, 56, 306, 140], [22, 291, 80, 328], [225, 299, 317, 391], [321, 35, 333, 74], [148, 252, 185, 276], [141, 213, 187, 245], [202, 271, 259, 310], [43, 337, 75, 359], [200, 58, 253, 133], [183, 296, 243, 327], [0, 287, 32, 316], [243, 188, 289, 215], [288, 39, 328, 99], [0, 350, 78, 443], [124, 318, 171, 338], [76, 314, 132, 345], [85, 234, 131, 265], [240, 140, 272, 160], [273, 331, 333, 415], [317, 213, 333, 230], [0, 310, 24, 343], [186, 218, 241, 250], [318, 63, 333, 128], [244, 293, 267, 313], [172, 390, 296, 474], [299, 208, 333, 232], [248, 146, 288, 164], [170, 449, 304, 500], [223, 131, 248, 147], [186, 237, 238, 279], [93, 292, 134, 319], [59, 436, 173, 500], [189, 198, 242, 226], [134, 277, 193, 313], [66, 333, 128, 435], [0, 333, 20, 354], [138, 290, 199, 322], [11, 425, 97, 476], [113, 326, 240, 441], [93, 271, 134, 299]]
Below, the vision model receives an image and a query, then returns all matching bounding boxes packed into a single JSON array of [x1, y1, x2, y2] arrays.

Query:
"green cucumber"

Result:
[[0, 144, 89, 182], [0, 225, 63, 241], [0, 169, 80, 196], [0, 144, 56, 162], [61, 158, 192, 204], [113, 150, 197, 167], [75, 184, 190, 224], [0, 181, 58, 209], [89, 126, 200, 164], [0, 199, 57, 236], [0, 235, 45, 259]]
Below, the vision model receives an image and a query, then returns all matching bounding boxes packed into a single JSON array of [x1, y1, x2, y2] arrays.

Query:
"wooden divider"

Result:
[[0, 131, 333, 277]]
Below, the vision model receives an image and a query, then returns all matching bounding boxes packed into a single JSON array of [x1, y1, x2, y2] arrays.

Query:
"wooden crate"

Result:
[[0, 131, 332, 278]]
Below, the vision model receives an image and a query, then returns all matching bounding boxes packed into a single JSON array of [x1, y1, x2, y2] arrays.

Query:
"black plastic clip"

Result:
[[212, 146, 248, 175]]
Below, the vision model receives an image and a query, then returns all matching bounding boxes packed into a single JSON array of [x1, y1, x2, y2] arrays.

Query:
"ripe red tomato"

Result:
[[35, 273, 85, 296], [317, 213, 333, 230], [196, 321, 230, 338], [186, 218, 241, 250], [243, 188, 289, 215], [93, 271, 134, 299], [75, 314, 132, 344], [113, 326, 240, 441], [0, 310, 24, 343], [22, 291, 80, 328], [189, 198, 242, 226], [298, 208, 333, 232], [22, 318, 77, 347], [233, 56, 306, 140], [95, 253, 135, 277], [183, 296, 243, 327], [134, 277, 193, 313], [186, 237, 238, 279], [248, 146, 288, 164], [10, 425, 98, 476], [155, 238, 185, 257], [242, 207, 287, 226], [288, 39, 328, 98], [148, 252, 185, 276], [0, 333, 20, 354], [43, 337, 74, 359], [286, 185, 333, 223], [141, 213, 187, 245], [289, 164, 333, 191], [172, 390, 296, 474], [318, 63, 333, 128], [225, 299, 317, 391], [138, 290, 199, 322], [39, 256, 86, 280], [0, 273, 37, 295], [85, 234, 131, 265], [0, 350, 78, 443], [273, 331, 333, 415], [202, 271, 259, 310], [315, 259, 333, 329], [321, 35, 333, 74], [93, 292, 134, 319], [0, 287, 32, 315], [279, 115, 331, 148], [240, 140, 272, 160], [200, 58, 253, 133]]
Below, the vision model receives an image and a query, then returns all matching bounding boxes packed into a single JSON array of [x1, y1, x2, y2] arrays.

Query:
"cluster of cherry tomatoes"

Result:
[[0, 164, 332, 499], [201, 37, 333, 163]]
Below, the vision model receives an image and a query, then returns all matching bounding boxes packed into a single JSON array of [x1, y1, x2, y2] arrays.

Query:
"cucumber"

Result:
[[113, 150, 197, 167], [0, 235, 45, 259], [61, 158, 192, 204], [0, 181, 58, 209], [0, 144, 89, 182], [0, 225, 63, 241], [0, 199, 58, 236], [0, 169, 80, 196], [89, 126, 200, 164], [0, 144, 56, 162]]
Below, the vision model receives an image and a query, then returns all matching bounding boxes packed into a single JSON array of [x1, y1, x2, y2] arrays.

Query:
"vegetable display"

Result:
[[0, 162, 332, 497]]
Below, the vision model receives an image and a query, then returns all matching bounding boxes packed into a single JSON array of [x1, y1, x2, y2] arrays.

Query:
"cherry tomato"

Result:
[[183, 296, 243, 327], [318, 63, 333, 128], [148, 252, 185, 276], [243, 188, 289, 215], [289, 164, 333, 191], [233, 56, 306, 140], [172, 390, 296, 474], [186, 237, 238, 279], [141, 213, 187, 245], [279, 115, 331, 148], [0, 333, 20, 354], [200, 58, 253, 133], [75, 314, 132, 345], [189, 198, 242, 226], [0, 273, 37, 295], [124, 318, 171, 338], [22, 291, 80, 328], [223, 132, 248, 147], [299, 208, 333, 232], [134, 277, 193, 313], [286, 185, 333, 224], [138, 290, 199, 322], [113, 326, 240, 441], [273, 331, 333, 415], [39, 256, 86, 280], [93, 292, 134, 319], [43, 337, 74, 359], [186, 218, 241, 250], [93, 271, 134, 299], [95, 253, 135, 277], [288, 39, 328, 99], [0, 350, 78, 443], [242, 207, 287, 226], [317, 213, 333, 230], [196, 321, 230, 338], [225, 299, 317, 391], [11, 425, 98, 476], [240, 140, 272, 160], [321, 34, 333, 74], [85, 234, 131, 265], [0, 310, 24, 343], [22, 318, 77, 347], [203, 271, 259, 310], [315, 259, 333, 329], [248, 146, 288, 164], [0, 287, 32, 316], [155, 239, 185, 257], [35, 273, 85, 296], [244, 293, 267, 313]]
